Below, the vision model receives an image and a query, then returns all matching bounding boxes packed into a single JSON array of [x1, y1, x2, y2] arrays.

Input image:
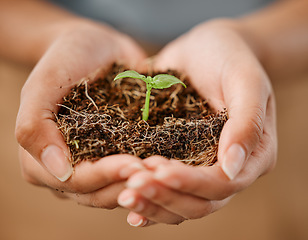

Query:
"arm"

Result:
[[0, 0, 79, 65], [241, 0, 308, 80]]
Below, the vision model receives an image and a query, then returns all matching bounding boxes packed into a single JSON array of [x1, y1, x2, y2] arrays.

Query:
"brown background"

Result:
[[0, 58, 307, 240]]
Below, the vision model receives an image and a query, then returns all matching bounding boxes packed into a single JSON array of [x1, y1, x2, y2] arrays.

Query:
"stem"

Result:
[[142, 84, 152, 121]]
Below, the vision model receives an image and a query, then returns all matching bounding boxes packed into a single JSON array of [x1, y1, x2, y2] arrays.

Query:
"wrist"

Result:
[[192, 18, 268, 70], [32, 17, 121, 65], [235, 19, 269, 72]]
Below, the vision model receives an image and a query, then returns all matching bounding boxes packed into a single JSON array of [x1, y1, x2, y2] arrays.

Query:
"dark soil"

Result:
[[56, 64, 228, 166]]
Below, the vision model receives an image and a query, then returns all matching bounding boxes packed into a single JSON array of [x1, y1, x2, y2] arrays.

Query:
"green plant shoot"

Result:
[[114, 70, 186, 121]]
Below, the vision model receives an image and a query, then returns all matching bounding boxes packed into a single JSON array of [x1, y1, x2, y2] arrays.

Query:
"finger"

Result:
[[126, 212, 156, 227], [242, 93, 277, 176], [118, 188, 185, 225], [124, 171, 231, 219], [15, 28, 146, 182], [20, 147, 145, 194], [150, 91, 276, 200], [152, 126, 276, 201], [142, 155, 177, 170], [65, 182, 125, 209], [217, 55, 273, 180], [152, 161, 246, 200]]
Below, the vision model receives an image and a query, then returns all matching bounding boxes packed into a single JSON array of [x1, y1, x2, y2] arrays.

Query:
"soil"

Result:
[[56, 64, 228, 166]]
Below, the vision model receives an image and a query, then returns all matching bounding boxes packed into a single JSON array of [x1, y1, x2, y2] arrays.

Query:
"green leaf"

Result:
[[114, 70, 146, 81], [152, 74, 186, 89]]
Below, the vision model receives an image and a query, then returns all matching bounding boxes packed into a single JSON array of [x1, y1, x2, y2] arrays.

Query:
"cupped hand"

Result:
[[16, 20, 147, 208], [117, 19, 277, 226]]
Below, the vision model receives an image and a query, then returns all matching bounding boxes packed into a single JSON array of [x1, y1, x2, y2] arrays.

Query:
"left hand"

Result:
[[117, 19, 277, 227], [16, 19, 147, 209]]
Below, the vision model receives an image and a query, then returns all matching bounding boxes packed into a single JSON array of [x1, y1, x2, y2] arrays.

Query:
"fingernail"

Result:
[[128, 217, 148, 227], [41, 145, 73, 182], [119, 162, 144, 179], [118, 192, 145, 212], [154, 166, 181, 189], [221, 144, 246, 180]]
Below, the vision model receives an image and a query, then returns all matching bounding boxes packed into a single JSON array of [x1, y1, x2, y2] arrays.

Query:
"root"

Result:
[[83, 79, 99, 111]]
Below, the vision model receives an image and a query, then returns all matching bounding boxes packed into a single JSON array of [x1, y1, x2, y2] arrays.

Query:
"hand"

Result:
[[118, 157, 232, 226], [16, 19, 147, 208], [117, 19, 277, 226], [21, 148, 145, 209]]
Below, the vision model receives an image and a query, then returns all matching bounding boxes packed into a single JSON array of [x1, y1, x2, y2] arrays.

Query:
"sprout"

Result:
[[114, 70, 186, 121]]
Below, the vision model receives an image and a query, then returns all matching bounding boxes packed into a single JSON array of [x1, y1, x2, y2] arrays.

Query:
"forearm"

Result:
[[239, 0, 308, 80], [0, 0, 83, 65]]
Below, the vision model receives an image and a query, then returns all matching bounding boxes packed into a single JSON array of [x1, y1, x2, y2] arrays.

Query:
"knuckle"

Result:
[[247, 107, 265, 144], [15, 116, 37, 148]]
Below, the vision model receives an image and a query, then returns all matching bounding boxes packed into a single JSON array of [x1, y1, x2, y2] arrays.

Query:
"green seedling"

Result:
[[114, 70, 186, 121]]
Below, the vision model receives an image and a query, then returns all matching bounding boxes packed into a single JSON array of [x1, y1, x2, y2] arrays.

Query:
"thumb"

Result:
[[15, 64, 75, 182], [217, 64, 272, 181], [14, 48, 100, 182]]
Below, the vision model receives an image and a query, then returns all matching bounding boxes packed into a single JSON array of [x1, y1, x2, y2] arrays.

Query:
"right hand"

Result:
[[16, 19, 147, 208], [117, 19, 277, 226]]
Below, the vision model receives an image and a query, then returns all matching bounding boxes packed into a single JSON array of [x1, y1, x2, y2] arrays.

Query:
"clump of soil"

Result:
[[56, 64, 227, 166]]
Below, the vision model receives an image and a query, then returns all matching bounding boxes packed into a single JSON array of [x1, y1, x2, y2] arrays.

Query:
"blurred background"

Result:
[[0, 57, 307, 240]]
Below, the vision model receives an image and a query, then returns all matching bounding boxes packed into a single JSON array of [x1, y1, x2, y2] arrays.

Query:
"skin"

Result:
[[3, 0, 147, 209], [118, 20, 278, 226], [1, 0, 307, 227]]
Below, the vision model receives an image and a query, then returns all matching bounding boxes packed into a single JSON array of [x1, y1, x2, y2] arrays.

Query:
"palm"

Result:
[[17, 23, 147, 207], [120, 21, 277, 226]]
